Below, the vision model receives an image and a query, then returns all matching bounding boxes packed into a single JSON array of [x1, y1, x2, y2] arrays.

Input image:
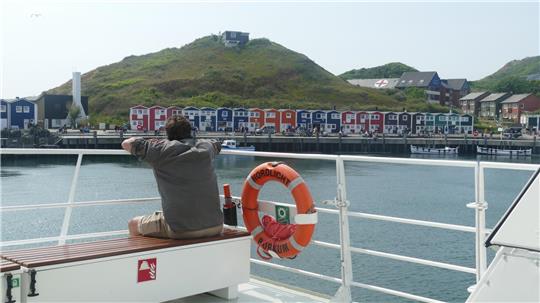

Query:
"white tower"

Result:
[[71, 72, 86, 117]]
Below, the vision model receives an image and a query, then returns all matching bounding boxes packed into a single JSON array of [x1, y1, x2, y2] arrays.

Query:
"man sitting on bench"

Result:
[[122, 115, 224, 239]]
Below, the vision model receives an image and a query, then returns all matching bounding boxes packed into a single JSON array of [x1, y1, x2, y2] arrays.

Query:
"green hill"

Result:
[[48, 36, 410, 120], [339, 62, 417, 80], [472, 56, 540, 92]]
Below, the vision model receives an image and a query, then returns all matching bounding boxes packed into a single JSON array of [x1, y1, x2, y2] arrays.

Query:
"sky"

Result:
[[1, 0, 539, 99]]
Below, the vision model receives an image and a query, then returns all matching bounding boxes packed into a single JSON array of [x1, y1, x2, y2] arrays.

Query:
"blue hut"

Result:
[[233, 108, 249, 131], [311, 110, 326, 132], [384, 112, 398, 134], [446, 113, 460, 134], [460, 114, 474, 134], [199, 107, 216, 131], [182, 106, 200, 129], [217, 107, 233, 131], [326, 110, 341, 133], [9, 98, 37, 129], [0, 99, 8, 129], [398, 112, 412, 133], [296, 110, 311, 129]]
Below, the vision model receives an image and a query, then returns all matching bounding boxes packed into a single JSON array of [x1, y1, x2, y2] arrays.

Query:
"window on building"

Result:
[[331, 113, 339, 119], [267, 112, 275, 118], [16, 106, 22, 113], [389, 115, 397, 121], [286, 113, 291, 118], [301, 113, 308, 118], [402, 115, 408, 121], [222, 111, 228, 117], [0, 105, 6, 112], [23, 106, 30, 113]]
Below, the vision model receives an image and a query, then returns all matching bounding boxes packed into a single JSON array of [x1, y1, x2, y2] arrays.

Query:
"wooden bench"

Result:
[[1, 228, 251, 302]]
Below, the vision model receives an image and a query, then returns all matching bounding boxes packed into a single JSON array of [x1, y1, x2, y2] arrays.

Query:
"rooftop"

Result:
[[444, 78, 468, 90], [396, 71, 438, 88], [479, 92, 511, 102], [347, 78, 399, 89], [500, 93, 532, 103], [460, 92, 489, 101]]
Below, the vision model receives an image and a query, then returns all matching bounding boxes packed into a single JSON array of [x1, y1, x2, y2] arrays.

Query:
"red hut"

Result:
[[167, 106, 182, 118], [248, 108, 265, 131], [149, 105, 167, 131], [280, 109, 296, 132], [129, 105, 149, 131], [356, 111, 369, 134], [369, 111, 384, 133]]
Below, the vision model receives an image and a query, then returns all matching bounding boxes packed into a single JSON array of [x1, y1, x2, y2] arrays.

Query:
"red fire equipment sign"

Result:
[[137, 258, 157, 283]]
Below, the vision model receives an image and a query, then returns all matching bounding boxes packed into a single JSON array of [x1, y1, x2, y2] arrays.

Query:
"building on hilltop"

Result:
[[501, 94, 540, 124], [478, 92, 511, 119], [395, 71, 469, 106], [347, 78, 400, 89], [395, 71, 445, 104], [221, 31, 249, 47], [442, 79, 470, 106], [459, 91, 491, 116]]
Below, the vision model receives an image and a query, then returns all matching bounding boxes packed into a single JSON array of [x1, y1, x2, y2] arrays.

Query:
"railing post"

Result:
[[58, 153, 84, 245], [332, 156, 353, 302], [468, 162, 488, 283]]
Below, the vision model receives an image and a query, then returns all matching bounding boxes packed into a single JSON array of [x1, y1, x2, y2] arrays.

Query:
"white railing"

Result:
[[1, 148, 538, 303]]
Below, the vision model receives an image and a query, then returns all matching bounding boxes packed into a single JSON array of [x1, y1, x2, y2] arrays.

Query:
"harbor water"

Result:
[[1, 153, 538, 302]]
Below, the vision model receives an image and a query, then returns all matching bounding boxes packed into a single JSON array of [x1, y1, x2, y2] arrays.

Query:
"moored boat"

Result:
[[221, 139, 256, 151], [410, 145, 458, 155], [476, 146, 532, 156]]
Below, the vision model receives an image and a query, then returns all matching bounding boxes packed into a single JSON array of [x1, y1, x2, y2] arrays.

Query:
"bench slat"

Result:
[[1, 228, 249, 268], [0, 258, 20, 272]]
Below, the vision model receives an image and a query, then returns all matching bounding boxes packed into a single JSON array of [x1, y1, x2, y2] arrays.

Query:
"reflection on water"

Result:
[[1, 170, 23, 177], [0, 153, 537, 302]]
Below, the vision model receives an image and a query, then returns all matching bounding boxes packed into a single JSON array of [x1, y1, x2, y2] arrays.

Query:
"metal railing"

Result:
[[1, 148, 538, 302]]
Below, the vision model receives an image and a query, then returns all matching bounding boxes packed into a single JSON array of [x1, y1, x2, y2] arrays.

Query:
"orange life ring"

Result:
[[241, 162, 317, 259]]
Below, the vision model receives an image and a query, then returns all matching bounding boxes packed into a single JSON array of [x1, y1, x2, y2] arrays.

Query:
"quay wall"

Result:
[[38, 133, 540, 154]]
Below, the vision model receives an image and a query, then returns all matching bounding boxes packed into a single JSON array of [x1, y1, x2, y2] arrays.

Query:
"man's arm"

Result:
[[121, 137, 138, 153], [121, 137, 163, 165]]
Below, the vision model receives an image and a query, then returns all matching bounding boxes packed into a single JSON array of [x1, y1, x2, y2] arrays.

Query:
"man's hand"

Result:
[[121, 137, 138, 153]]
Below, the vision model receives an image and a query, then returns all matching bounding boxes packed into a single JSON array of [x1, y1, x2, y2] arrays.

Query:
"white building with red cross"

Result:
[[347, 78, 399, 89]]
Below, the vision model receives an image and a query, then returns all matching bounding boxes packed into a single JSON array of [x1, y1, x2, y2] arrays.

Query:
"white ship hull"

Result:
[[410, 145, 458, 155], [477, 146, 532, 156]]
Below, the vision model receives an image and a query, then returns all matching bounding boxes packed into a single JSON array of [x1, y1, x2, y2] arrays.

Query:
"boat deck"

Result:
[[170, 277, 330, 303]]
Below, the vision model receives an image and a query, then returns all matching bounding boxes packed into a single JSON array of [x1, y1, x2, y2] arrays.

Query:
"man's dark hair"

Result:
[[165, 115, 192, 141]]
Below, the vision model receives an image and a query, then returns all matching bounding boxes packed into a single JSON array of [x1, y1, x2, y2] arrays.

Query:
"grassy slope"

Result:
[[472, 56, 540, 90], [48, 36, 404, 119], [339, 62, 418, 80]]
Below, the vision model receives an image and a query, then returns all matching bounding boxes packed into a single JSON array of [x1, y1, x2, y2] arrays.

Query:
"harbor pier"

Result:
[[26, 133, 540, 154]]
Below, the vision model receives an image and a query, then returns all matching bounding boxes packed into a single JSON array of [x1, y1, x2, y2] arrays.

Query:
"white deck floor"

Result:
[[170, 277, 330, 303]]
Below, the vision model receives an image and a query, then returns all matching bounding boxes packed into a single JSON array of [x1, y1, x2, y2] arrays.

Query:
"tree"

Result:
[[68, 104, 81, 128]]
